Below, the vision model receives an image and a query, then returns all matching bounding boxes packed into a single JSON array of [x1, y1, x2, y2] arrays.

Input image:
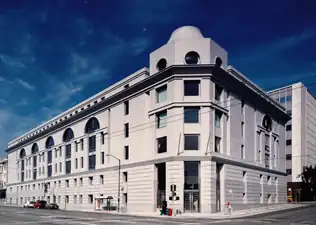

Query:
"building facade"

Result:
[[268, 82, 316, 183], [0, 157, 8, 200], [5, 26, 290, 213]]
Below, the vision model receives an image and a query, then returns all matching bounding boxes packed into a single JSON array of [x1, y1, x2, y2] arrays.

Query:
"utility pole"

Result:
[[106, 154, 121, 212]]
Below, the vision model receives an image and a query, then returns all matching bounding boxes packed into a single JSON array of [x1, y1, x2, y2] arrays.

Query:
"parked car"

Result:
[[23, 201, 36, 208], [34, 200, 47, 209], [47, 203, 59, 210]]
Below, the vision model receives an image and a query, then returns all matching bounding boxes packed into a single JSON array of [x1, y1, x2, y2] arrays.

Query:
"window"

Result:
[[89, 176, 93, 185], [55, 149, 58, 158], [156, 85, 167, 103], [265, 153, 270, 168], [157, 136, 167, 153], [80, 178, 83, 186], [241, 145, 245, 159], [214, 136, 221, 153], [79, 195, 83, 204], [184, 107, 200, 123], [286, 169, 292, 175], [55, 163, 57, 173], [89, 136, 96, 152], [75, 141, 78, 152], [184, 134, 199, 150], [124, 123, 129, 138], [101, 132, 105, 145], [286, 139, 292, 146], [215, 110, 222, 128], [157, 111, 167, 128], [124, 101, 129, 115], [241, 99, 245, 114], [100, 175, 104, 185], [81, 157, 84, 168], [66, 144, 71, 159], [124, 84, 129, 89], [59, 162, 62, 172], [184, 80, 200, 96], [241, 122, 244, 137], [286, 124, 292, 131], [47, 151, 52, 164], [89, 155, 96, 170], [65, 180, 69, 188], [286, 95, 292, 102], [75, 158, 78, 169], [47, 165, 52, 177], [81, 139, 84, 150], [215, 84, 223, 101], [280, 97, 286, 103], [123, 172, 128, 182], [65, 161, 71, 174], [286, 154, 292, 160], [101, 152, 105, 164], [74, 179, 77, 186], [88, 194, 93, 204], [59, 147, 62, 157], [74, 195, 77, 204], [124, 146, 129, 160]]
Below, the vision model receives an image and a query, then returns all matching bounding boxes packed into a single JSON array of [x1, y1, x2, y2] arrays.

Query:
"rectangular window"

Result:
[[66, 161, 71, 174], [184, 80, 200, 96], [100, 175, 104, 185], [286, 169, 292, 175], [75, 141, 78, 152], [265, 153, 270, 168], [89, 155, 96, 170], [55, 163, 57, 173], [81, 139, 84, 150], [184, 107, 200, 123], [65, 180, 69, 188], [47, 165, 52, 177], [55, 149, 58, 158], [88, 136, 96, 152], [89, 176, 93, 185], [157, 136, 167, 153], [156, 111, 167, 128], [286, 124, 292, 131], [241, 145, 245, 159], [59, 162, 62, 172], [88, 194, 93, 204], [101, 152, 105, 164], [66, 144, 71, 159], [241, 122, 244, 137], [124, 146, 129, 160], [79, 195, 83, 204], [156, 85, 167, 103], [286, 154, 292, 160], [80, 178, 83, 186], [75, 158, 78, 169], [286, 139, 292, 146], [124, 123, 129, 138], [123, 172, 128, 182], [101, 132, 105, 145], [280, 97, 286, 103], [81, 157, 84, 168], [74, 195, 77, 204], [241, 99, 245, 114], [74, 179, 77, 187], [59, 147, 62, 157], [124, 101, 129, 115], [286, 95, 292, 102], [47, 151, 52, 164], [215, 110, 222, 128], [215, 136, 221, 153], [184, 134, 199, 150]]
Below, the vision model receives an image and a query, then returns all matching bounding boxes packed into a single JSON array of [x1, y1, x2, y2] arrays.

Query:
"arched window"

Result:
[[31, 143, 39, 154], [85, 117, 100, 134], [262, 115, 272, 132], [45, 136, 55, 149], [20, 148, 26, 159], [63, 128, 74, 142]]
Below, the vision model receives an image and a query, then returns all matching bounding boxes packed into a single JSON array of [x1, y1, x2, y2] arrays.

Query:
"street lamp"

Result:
[[106, 154, 121, 212]]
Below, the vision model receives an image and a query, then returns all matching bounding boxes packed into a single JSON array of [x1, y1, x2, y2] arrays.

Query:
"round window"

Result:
[[156, 58, 167, 71], [185, 51, 200, 64], [215, 57, 223, 67]]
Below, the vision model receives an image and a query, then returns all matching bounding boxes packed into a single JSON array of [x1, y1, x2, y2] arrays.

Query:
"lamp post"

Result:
[[106, 154, 121, 212]]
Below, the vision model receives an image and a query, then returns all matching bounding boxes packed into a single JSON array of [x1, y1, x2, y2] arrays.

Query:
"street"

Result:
[[0, 205, 315, 225]]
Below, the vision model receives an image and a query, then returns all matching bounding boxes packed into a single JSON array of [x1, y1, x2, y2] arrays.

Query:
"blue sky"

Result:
[[0, 0, 316, 156]]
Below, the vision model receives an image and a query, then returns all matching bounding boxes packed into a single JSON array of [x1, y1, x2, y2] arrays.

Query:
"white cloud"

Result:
[[16, 78, 36, 90], [0, 54, 26, 68], [0, 76, 12, 84]]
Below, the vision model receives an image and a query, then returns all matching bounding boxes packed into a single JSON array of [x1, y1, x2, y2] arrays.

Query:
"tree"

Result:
[[301, 165, 316, 201]]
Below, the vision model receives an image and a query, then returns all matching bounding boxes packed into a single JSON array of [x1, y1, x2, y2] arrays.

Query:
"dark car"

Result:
[[34, 200, 47, 209], [47, 203, 59, 210]]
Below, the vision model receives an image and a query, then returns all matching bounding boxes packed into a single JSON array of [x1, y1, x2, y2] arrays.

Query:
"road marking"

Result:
[[98, 220, 137, 224], [251, 220, 271, 224]]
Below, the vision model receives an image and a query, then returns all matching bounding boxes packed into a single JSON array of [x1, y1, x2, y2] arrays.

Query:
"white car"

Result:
[[23, 201, 36, 208]]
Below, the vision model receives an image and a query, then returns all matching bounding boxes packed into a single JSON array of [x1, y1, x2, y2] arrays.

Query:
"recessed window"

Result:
[[184, 134, 199, 150], [156, 58, 167, 71], [88, 155, 96, 170], [286, 139, 292, 146], [88, 194, 93, 204], [75, 158, 78, 169], [156, 85, 167, 103], [262, 115, 272, 132], [184, 107, 200, 123], [157, 111, 167, 128], [215, 57, 222, 67], [100, 175, 104, 185], [89, 176, 93, 185], [124, 123, 129, 138], [215, 110, 222, 128], [184, 80, 200, 96], [286, 154, 292, 160], [286, 124, 292, 131], [101, 152, 105, 164], [124, 146, 129, 160], [286, 169, 292, 175], [215, 84, 223, 101], [124, 101, 129, 115], [215, 136, 221, 153], [65, 161, 71, 174], [286, 95, 292, 102], [185, 51, 200, 64], [157, 136, 167, 154], [241, 145, 245, 159]]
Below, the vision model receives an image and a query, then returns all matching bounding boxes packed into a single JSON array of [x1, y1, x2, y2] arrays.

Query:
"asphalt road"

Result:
[[0, 205, 315, 225]]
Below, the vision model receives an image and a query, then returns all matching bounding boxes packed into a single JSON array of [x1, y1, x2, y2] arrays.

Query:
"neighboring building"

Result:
[[268, 82, 316, 183], [0, 157, 8, 200], [5, 26, 290, 213]]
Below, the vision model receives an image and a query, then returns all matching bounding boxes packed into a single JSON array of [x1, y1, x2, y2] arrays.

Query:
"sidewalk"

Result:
[[91, 203, 311, 219]]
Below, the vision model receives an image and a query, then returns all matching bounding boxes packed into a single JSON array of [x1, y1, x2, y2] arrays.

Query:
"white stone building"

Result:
[[5, 26, 290, 213], [268, 82, 316, 183], [0, 157, 8, 200]]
